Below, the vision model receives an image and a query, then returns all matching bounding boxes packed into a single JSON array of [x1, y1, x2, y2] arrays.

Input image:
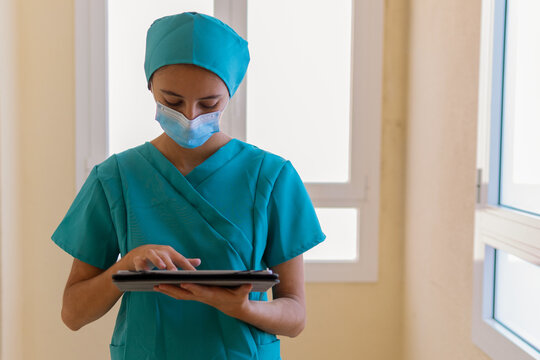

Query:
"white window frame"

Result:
[[473, 0, 540, 358], [75, 0, 383, 282]]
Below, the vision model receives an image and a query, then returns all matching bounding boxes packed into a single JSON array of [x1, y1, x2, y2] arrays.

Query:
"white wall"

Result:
[[0, 0, 23, 357]]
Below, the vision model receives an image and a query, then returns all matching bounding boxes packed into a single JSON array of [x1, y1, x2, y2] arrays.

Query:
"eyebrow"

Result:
[[160, 89, 222, 100]]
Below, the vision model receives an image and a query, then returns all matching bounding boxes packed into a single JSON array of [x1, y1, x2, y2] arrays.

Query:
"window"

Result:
[[494, 250, 540, 352], [75, 0, 384, 281], [498, 0, 540, 215], [473, 0, 540, 358], [245, 0, 351, 184]]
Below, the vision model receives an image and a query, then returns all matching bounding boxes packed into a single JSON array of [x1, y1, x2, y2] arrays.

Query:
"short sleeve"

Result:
[[263, 161, 326, 268], [51, 166, 120, 270]]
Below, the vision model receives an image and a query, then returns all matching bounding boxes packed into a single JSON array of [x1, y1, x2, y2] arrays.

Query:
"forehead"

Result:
[[152, 64, 228, 97]]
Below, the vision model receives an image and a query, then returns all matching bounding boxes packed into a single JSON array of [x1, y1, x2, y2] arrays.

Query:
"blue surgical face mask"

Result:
[[155, 102, 223, 149]]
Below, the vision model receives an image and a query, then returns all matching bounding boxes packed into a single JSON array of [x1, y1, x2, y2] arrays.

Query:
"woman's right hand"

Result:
[[62, 245, 200, 331], [121, 245, 201, 271]]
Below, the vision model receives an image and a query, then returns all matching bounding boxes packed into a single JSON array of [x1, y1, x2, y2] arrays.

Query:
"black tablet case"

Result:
[[112, 270, 279, 293]]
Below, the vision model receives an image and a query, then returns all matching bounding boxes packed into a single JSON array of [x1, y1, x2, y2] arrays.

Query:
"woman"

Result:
[[53, 12, 325, 360]]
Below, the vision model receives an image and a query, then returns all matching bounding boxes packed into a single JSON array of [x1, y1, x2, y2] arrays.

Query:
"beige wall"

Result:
[[1, 0, 118, 359], [403, 0, 491, 359], [0, 0, 498, 359]]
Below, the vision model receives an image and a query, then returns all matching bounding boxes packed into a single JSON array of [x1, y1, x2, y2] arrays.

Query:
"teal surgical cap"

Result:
[[144, 12, 250, 97]]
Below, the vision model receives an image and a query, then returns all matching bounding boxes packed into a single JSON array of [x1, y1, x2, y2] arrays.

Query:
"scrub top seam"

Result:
[[94, 167, 122, 260], [187, 139, 244, 188], [134, 142, 254, 269], [251, 155, 288, 270], [109, 154, 130, 256]]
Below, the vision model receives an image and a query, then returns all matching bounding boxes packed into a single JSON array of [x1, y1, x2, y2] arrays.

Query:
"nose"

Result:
[[182, 103, 200, 120]]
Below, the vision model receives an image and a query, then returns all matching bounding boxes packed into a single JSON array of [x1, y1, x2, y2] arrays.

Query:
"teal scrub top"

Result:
[[52, 139, 325, 360]]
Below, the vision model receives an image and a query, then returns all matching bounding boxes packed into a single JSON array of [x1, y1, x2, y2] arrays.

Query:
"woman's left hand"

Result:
[[154, 283, 253, 318], [155, 256, 306, 337]]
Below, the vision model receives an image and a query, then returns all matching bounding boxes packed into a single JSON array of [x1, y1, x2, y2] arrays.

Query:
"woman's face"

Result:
[[150, 64, 229, 120]]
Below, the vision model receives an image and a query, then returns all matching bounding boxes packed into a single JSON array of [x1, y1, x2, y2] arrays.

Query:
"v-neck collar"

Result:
[[130, 138, 253, 269], [142, 139, 243, 188]]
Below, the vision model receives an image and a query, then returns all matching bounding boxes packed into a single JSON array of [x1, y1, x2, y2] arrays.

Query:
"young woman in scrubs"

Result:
[[53, 12, 325, 360]]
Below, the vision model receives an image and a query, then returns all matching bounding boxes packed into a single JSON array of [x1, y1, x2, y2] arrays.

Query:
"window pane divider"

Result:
[[477, 207, 540, 265], [75, 0, 108, 190], [214, 0, 247, 141], [305, 182, 367, 203]]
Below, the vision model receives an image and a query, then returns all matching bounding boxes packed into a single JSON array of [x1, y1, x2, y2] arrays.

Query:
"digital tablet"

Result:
[[112, 270, 279, 293]]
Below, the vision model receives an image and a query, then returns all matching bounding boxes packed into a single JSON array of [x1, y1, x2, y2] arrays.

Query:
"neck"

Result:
[[150, 132, 232, 174]]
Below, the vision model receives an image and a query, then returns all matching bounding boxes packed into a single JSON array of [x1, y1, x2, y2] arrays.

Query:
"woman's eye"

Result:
[[164, 99, 182, 107], [200, 103, 218, 109]]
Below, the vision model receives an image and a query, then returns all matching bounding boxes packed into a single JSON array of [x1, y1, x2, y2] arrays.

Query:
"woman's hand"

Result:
[[121, 244, 201, 271], [154, 283, 253, 318], [154, 255, 306, 338], [61, 245, 200, 331]]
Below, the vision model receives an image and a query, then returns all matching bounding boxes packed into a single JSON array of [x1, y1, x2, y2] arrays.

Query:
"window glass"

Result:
[[107, 0, 214, 155], [304, 208, 357, 262], [500, 0, 540, 215], [246, 0, 352, 183], [494, 250, 540, 351]]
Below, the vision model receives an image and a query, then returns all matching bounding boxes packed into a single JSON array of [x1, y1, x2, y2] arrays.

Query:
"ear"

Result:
[[148, 74, 154, 92]]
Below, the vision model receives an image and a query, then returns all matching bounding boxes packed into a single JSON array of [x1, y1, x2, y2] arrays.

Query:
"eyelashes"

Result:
[[163, 100, 182, 107], [200, 103, 218, 109], [163, 100, 218, 110]]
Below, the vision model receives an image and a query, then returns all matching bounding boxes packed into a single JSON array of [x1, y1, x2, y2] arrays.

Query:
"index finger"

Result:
[[168, 251, 197, 271]]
